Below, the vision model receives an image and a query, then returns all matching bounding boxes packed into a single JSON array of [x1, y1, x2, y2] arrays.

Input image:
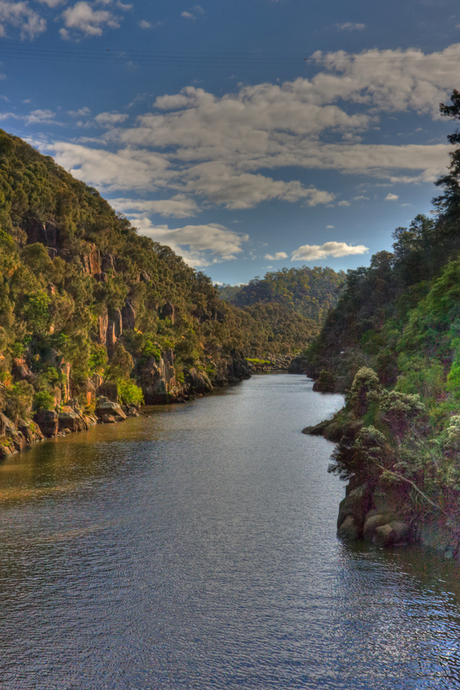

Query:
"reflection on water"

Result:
[[0, 375, 459, 689]]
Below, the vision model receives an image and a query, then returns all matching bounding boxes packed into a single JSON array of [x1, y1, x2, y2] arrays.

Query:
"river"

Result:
[[1, 374, 460, 689]]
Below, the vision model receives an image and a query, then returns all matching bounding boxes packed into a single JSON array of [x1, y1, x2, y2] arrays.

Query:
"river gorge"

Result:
[[1, 374, 460, 689]]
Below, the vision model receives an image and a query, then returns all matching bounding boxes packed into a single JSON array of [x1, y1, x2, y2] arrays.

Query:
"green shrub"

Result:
[[33, 390, 55, 411], [118, 379, 144, 407]]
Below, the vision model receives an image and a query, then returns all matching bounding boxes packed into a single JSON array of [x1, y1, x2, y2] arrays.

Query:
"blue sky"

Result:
[[1, 0, 460, 283]]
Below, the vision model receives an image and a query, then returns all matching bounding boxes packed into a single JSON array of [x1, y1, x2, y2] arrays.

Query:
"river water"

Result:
[[1, 374, 460, 689]]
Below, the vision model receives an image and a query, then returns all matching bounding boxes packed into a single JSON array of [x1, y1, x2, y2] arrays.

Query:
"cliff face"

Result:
[[0, 130, 255, 457]]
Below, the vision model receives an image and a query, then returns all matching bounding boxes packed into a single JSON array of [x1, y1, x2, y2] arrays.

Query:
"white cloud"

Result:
[[385, 193, 399, 200], [0, 1, 46, 39], [264, 252, 288, 260], [326, 225, 335, 229], [111, 195, 200, 218], [36, 0, 64, 5], [181, 5, 204, 20], [183, 164, 335, 209], [95, 111, 129, 126], [68, 106, 91, 117], [338, 200, 350, 206], [60, 1, 121, 38], [311, 43, 460, 116], [49, 141, 172, 191], [43, 43, 460, 212], [129, 217, 249, 267], [335, 22, 366, 31], [291, 241, 369, 261], [24, 109, 56, 124], [138, 19, 163, 28]]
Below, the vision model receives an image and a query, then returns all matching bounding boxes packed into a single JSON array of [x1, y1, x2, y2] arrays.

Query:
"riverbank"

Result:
[[303, 371, 460, 562], [0, 358, 251, 461]]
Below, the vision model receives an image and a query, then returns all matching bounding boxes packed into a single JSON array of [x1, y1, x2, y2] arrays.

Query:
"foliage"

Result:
[[315, 90, 460, 517], [118, 379, 144, 407]]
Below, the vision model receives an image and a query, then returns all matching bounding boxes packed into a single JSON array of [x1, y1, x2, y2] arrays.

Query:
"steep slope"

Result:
[[304, 90, 460, 553]]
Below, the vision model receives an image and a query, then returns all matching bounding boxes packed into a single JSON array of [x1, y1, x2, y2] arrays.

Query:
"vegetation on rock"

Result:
[[307, 90, 460, 527]]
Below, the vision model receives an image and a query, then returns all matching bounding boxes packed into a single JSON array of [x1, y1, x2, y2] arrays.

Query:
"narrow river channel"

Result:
[[1, 374, 460, 689]]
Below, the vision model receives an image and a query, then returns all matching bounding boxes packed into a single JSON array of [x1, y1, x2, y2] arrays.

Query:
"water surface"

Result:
[[0, 374, 459, 689]]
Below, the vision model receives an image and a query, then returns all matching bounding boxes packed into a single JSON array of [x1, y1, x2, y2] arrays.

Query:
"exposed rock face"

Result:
[[109, 308, 123, 339], [97, 310, 109, 345], [12, 357, 34, 382], [337, 515, 359, 540], [121, 300, 136, 330], [25, 219, 58, 248], [184, 368, 213, 395], [81, 243, 101, 276], [337, 478, 412, 548], [34, 409, 59, 438], [140, 349, 181, 404], [58, 407, 89, 433], [98, 382, 118, 402], [101, 254, 116, 273], [161, 301, 175, 324]]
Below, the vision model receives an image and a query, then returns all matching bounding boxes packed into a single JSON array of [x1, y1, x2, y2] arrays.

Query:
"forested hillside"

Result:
[[0, 128, 330, 455], [220, 266, 345, 321], [305, 90, 460, 543], [218, 266, 345, 358]]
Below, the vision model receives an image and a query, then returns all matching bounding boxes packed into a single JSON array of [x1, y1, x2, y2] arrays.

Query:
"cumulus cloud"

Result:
[[68, 106, 91, 117], [50, 141, 172, 191], [385, 193, 399, 200], [111, 195, 200, 218], [60, 1, 121, 38], [311, 43, 460, 116], [264, 252, 288, 260], [43, 43, 460, 218], [0, 1, 46, 39], [95, 111, 129, 126], [183, 164, 335, 209], [23, 109, 56, 124], [291, 241, 369, 261], [127, 217, 249, 267]]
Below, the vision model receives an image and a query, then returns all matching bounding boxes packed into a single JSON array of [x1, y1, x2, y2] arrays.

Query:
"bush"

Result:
[[348, 367, 380, 417], [118, 379, 144, 407], [33, 390, 55, 411], [5, 380, 34, 421]]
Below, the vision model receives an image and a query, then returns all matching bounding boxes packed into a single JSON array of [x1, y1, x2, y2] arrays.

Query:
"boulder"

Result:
[[95, 396, 127, 421], [389, 520, 410, 544], [58, 407, 87, 433], [99, 414, 117, 424], [337, 515, 359, 541], [374, 524, 396, 547], [363, 514, 391, 542], [337, 483, 371, 534]]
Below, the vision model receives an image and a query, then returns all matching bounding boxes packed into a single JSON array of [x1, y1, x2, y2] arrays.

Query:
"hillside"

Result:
[[304, 90, 460, 551], [219, 266, 345, 321], [0, 129, 331, 455]]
